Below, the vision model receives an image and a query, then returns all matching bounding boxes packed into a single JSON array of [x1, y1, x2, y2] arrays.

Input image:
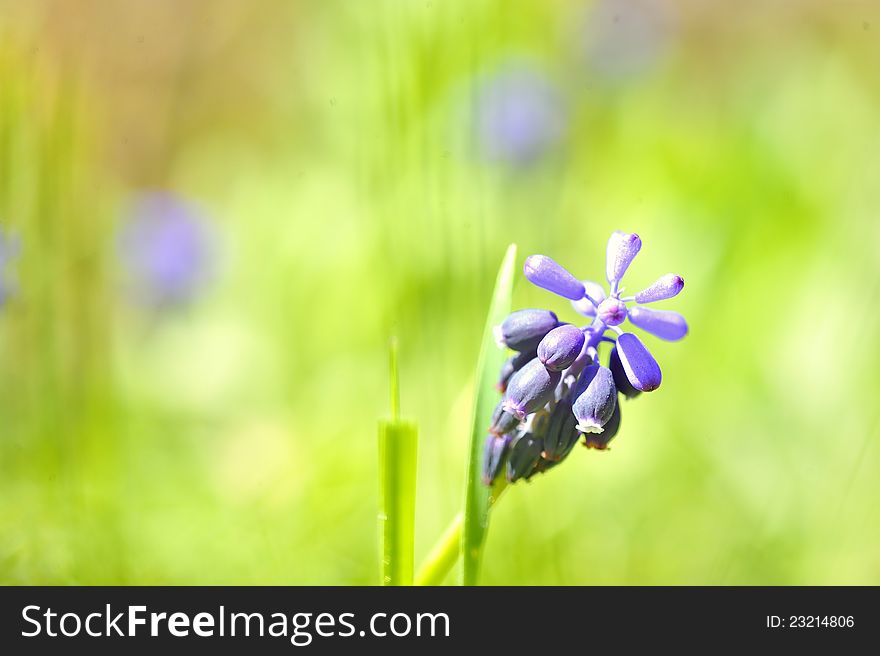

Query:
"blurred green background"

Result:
[[1, 0, 879, 585]]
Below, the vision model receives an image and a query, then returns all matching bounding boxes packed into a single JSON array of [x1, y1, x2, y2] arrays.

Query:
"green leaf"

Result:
[[462, 243, 517, 586], [378, 338, 418, 585]]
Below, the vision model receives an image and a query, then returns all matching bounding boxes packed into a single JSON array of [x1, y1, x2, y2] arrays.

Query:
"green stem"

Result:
[[379, 338, 418, 585], [414, 513, 462, 586], [415, 481, 508, 585]]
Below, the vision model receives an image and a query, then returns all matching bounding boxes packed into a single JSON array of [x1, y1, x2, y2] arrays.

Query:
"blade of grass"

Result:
[[462, 243, 517, 586], [413, 512, 462, 586], [378, 338, 418, 585]]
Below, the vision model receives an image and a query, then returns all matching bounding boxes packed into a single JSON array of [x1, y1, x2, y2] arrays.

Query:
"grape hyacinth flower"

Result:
[[474, 62, 566, 168], [0, 227, 21, 308], [117, 192, 216, 308], [482, 230, 687, 486]]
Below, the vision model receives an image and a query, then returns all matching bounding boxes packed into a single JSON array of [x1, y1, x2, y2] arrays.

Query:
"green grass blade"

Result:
[[379, 419, 418, 585], [379, 338, 418, 586], [462, 243, 517, 586], [414, 512, 462, 586]]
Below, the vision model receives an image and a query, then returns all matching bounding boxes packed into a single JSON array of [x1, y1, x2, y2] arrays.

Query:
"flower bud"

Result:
[[609, 345, 641, 399], [506, 433, 544, 483], [489, 401, 519, 436], [494, 309, 559, 352], [496, 349, 537, 393], [570, 280, 606, 317], [627, 306, 688, 341], [482, 434, 512, 486], [528, 407, 552, 438], [523, 255, 585, 300], [542, 398, 579, 461], [583, 396, 621, 450], [525, 456, 559, 480], [605, 231, 641, 285], [537, 324, 585, 372], [634, 273, 684, 304], [572, 364, 617, 433], [616, 332, 661, 391], [502, 358, 561, 420], [596, 297, 627, 326]]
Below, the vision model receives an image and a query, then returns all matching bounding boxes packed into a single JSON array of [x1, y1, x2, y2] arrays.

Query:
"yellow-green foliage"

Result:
[[1, 1, 879, 584]]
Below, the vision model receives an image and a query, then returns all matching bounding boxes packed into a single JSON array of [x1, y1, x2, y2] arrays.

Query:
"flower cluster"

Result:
[[483, 231, 687, 485]]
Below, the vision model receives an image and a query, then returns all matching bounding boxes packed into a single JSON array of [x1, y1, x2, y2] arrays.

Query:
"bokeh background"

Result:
[[1, 0, 879, 585]]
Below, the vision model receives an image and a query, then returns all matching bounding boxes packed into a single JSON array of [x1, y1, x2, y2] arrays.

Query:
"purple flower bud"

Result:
[[616, 332, 662, 391], [627, 306, 688, 341], [583, 395, 621, 450], [482, 434, 512, 486], [605, 231, 641, 285], [496, 349, 537, 393], [489, 401, 520, 436], [596, 297, 627, 326], [523, 255, 585, 300], [572, 364, 617, 433], [529, 407, 552, 437], [502, 358, 561, 420], [542, 398, 579, 461], [537, 324, 585, 372], [609, 345, 641, 399], [634, 273, 684, 304], [494, 308, 559, 352], [506, 433, 544, 483], [570, 280, 606, 317], [525, 457, 553, 479]]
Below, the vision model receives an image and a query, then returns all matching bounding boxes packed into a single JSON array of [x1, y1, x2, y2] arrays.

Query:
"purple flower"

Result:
[[627, 306, 688, 341], [0, 228, 21, 307], [605, 230, 642, 289], [494, 308, 559, 352], [118, 192, 216, 308], [616, 332, 661, 392], [537, 324, 585, 372], [501, 358, 561, 421], [524, 230, 687, 394], [634, 273, 684, 303], [583, 399, 621, 450], [506, 433, 544, 483], [482, 434, 512, 486], [609, 345, 641, 400], [484, 229, 687, 484], [571, 280, 607, 317], [475, 62, 566, 168], [523, 255, 585, 300], [496, 349, 537, 393], [542, 398, 579, 461], [489, 401, 520, 436], [572, 364, 617, 433]]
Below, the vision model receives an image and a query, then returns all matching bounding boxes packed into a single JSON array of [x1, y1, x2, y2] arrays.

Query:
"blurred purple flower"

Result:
[[475, 62, 567, 167], [580, 0, 675, 82], [0, 228, 21, 307], [117, 192, 216, 308]]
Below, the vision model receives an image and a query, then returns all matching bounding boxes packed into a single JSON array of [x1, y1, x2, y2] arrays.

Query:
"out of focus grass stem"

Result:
[[378, 339, 418, 585]]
